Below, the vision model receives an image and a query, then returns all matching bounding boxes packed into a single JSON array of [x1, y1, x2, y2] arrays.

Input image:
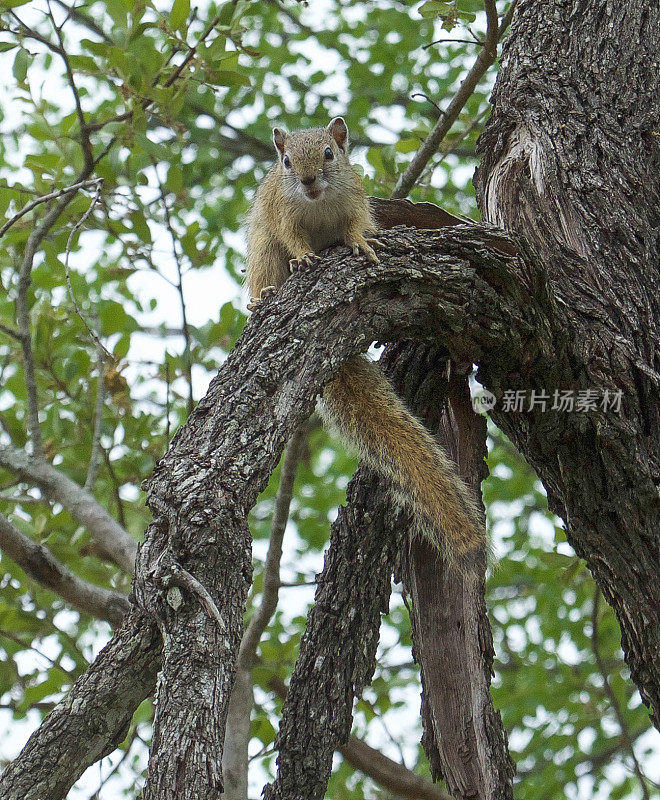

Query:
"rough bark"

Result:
[[475, 0, 660, 726], [264, 339, 514, 800], [338, 735, 451, 800], [3, 156, 656, 794], [134, 223, 530, 800], [223, 425, 308, 800]]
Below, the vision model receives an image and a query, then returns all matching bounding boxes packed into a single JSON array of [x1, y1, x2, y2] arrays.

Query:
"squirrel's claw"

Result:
[[247, 285, 276, 311], [289, 252, 320, 273], [346, 236, 381, 264]]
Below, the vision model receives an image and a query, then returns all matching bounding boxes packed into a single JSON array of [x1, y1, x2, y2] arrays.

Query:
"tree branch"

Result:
[[84, 336, 107, 492], [392, 0, 515, 198], [0, 511, 129, 625], [392, 351, 515, 797], [12, 166, 95, 458], [591, 589, 651, 798], [474, 0, 659, 728], [154, 166, 194, 416], [132, 218, 531, 799], [240, 426, 307, 665], [0, 442, 137, 573], [222, 425, 308, 799], [0, 178, 102, 240], [46, 0, 94, 171], [267, 675, 451, 800], [262, 464, 405, 800], [51, 0, 113, 44]]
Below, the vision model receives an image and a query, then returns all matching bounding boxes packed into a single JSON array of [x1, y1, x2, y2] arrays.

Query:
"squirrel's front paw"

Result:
[[289, 252, 320, 273], [247, 285, 276, 311], [346, 235, 381, 264]]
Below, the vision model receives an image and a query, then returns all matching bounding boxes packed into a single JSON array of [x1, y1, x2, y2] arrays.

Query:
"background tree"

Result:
[[0, 1, 657, 799]]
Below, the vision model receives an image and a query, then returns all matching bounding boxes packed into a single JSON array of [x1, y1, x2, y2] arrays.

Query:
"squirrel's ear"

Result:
[[327, 117, 349, 151], [273, 127, 287, 156]]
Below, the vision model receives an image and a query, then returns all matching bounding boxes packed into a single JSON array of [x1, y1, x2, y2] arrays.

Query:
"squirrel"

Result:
[[245, 116, 485, 563]]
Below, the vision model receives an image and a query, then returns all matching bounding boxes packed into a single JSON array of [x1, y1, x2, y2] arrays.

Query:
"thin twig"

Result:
[[8, 12, 64, 55], [591, 589, 651, 799], [62, 182, 113, 359], [163, 11, 224, 88], [51, 0, 113, 44], [424, 38, 484, 49], [84, 331, 106, 492], [92, 728, 139, 797], [0, 626, 72, 672], [0, 322, 21, 339], [0, 178, 102, 239], [239, 425, 308, 667], [415, 105, 490, 188], [159, 561, 226, 629], [154, 166, 194, 416], [392, 0, 513, 199], [411, 92, 444, 116], [466, 25, 484, 44], [101, 447, 127, 530], [46, 0, 94, 170]]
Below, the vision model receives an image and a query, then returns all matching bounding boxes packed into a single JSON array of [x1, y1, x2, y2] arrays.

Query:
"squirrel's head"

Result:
[[272, 117, 352, 203]]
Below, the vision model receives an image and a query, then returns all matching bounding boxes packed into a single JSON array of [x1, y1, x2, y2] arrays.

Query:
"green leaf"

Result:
[[166, 164, 183, 193], [208, 69, 251, 88], [113, 333, 131, 359], [418, 1, 454, 20], [12, 48, 29, 83], [395, 138, 420, 154], [170, 0, 191, 32]]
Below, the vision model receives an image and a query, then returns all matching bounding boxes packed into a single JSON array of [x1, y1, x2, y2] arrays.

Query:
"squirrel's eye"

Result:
[[283, 155, 291, 168], [324, 147, 334, 160]]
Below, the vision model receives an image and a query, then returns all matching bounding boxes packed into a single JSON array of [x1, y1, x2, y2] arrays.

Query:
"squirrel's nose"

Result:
[[300, 175, 316, 187]]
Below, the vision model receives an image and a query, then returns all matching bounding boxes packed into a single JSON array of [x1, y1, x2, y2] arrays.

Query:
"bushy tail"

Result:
[[321, 356, 485, 560]]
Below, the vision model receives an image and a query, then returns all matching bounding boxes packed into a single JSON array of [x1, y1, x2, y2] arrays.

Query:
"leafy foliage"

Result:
[[0, 0, 655, 798]]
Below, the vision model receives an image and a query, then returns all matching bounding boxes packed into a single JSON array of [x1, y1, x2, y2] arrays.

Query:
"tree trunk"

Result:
[[262, 468, 403, 800], [384, 348, 516, 799], [475, 0, 660, 727]]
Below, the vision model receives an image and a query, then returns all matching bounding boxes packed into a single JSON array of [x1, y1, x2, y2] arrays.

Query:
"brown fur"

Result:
[[246, 118, 485, 559]]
